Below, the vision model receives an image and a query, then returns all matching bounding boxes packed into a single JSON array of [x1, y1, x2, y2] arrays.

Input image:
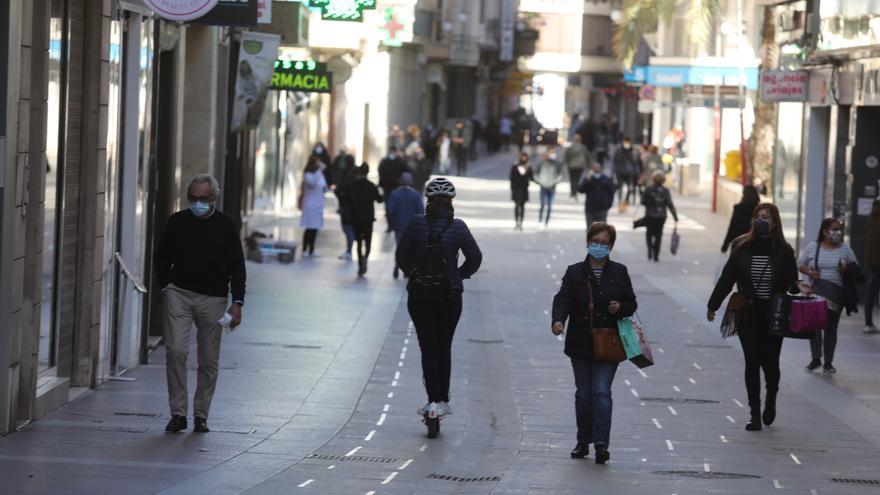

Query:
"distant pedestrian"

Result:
[[451, 121, 472, 176], [708, 204, 802, 431], [396, 178, 482, 436], [437, 130, 452, 175], [612, 136, 641, 207], [388, 171, 425, 279], [500, 116, 513, 151], [155, 174, 246, 433], [552, 222, 637, 464], [408, 146, 432, 193], [379, 147, 407, 232], [349, 163, 383, 277], [333, 154, 358, 261], [578, 162, 615, 228], [866, 199, 880, 334], [311, 143, 333, 187], [799, 218, 859, 374], [641, 172, 678, 262], [300, 156, 328, 258], [564, 133, 592, 200], [534, 147, 565, 228], [387, 124, 404, 152], [509, 152, 533, 231], [721, 185, 760, 253]]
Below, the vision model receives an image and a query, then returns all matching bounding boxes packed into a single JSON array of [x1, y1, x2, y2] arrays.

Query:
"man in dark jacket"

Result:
[[865, 198, 880, 333], [578, 162, 615, 228], [378, 147, 408, 232], [350, 164, 384, 277], [388, 172, 425, 278], [154, 174, 246, 434], [612, 136, 642, 205]]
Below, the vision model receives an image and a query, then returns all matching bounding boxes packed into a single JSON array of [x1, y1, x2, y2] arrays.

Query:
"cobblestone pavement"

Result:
[[2, 151, 879, 494]]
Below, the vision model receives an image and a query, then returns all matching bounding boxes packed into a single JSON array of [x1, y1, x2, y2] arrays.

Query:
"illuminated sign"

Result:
[[379, 1, 415, 47], [143, 0, 219, 21], [270, 60, 333, 93], [308, 0, 376, 22]]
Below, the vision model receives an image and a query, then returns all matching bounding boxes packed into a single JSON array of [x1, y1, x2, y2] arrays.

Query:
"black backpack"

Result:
[[408, 219, 453, 303]]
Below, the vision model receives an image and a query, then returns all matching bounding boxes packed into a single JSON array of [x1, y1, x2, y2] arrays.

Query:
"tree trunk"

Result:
[[746, 6, 779, 190]]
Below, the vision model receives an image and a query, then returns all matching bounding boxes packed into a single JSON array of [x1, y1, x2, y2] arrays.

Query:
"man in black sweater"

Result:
[[154, 174, 246, 433]]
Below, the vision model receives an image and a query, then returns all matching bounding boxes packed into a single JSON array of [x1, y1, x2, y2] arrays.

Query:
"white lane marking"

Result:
[[773, 479, 782, 489], [544, 309, 549, 315], [377, 413, 387, 426], [387, 392, 394, 399], [688, 378, 696, 384], [666, 439, 674, 451], [383, 404, 390, 412], [408, 321, 413, 328], [382, 472, 398, 485], [733, 399, 744, 408], [298, 479, 314, 488], [630, 388, 639, 398], [652, 418, 663, 429], [400, 352, 406, 360], [641, 458, 647, 462], [394, 370, 402, 379], [345, 446, 362, 457], [551, 273, 557, 280], [327, 465, 335, 470], [693, 362, 702, 370], [658, 347, 665, 353], [624, 379, 631, 386], [726, 415, 736, 423], [366, 492, 376, 495], [419, 444, 428, 452], [668, 406, 678, 416], [810, 490, 818, 495], [402, 347, 407, 353], [704, 463, 711, 472], [398, 459, 414, 470], [637, 369, 648, 378], [545, 263, 552, 269], [557, 335, 563, 341], [720, 435, 728, 443], [404, 338, 409, 345], [391, 380, 398, 387], [673, 386, 681, 392], [364, 430, 376, 441], [790, 453, 802, 465]]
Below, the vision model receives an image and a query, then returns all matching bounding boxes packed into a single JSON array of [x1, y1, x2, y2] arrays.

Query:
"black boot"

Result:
[[570, 442, 589, 459], [746, 403, 762, 431], [594, 444, 610, 464], [763, 392, 777, 426]]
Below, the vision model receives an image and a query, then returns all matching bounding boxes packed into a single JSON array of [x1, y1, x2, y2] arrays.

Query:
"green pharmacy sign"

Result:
[[270, 60, 333, 93], [308, 0, 376, 22]]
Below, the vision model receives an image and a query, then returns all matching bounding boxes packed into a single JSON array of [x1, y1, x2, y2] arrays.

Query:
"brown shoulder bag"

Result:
[[588, 273, 627, 363]]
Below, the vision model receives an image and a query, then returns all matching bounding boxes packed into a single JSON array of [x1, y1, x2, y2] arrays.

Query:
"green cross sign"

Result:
[[308, 0, 376, 22]]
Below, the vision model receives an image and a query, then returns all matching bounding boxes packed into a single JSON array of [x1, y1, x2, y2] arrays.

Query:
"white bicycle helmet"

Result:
[[425, 177, 456, 198]]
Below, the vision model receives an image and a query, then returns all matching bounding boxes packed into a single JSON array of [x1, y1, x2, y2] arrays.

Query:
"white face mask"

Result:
[[315, 146, 324, 154], [548, 153, 557, 160]]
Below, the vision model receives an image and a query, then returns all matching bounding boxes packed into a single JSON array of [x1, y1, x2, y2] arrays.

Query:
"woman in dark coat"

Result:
[[552, 222, 637, 465], [721, 185, 760, 253], [708, 203, 802, 431], [348, 163, 383, 277], [509, 152, 533, 231], [641, 171, 678, 262]]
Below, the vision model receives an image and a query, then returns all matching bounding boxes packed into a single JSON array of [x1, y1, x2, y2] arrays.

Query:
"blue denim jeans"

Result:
[[539, 188, 555, 224], [571, 357, 618, 447]]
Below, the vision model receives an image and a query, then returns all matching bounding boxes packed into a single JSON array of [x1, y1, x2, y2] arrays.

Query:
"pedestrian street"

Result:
[[1, 153, 880, 495]]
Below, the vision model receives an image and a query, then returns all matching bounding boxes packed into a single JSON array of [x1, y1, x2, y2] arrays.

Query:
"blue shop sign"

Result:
[[624, 66, 647, 84], [647, 66, 758, 89]]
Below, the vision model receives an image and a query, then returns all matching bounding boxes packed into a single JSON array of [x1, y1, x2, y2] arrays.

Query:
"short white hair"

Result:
[[188, 174, 220, 198]]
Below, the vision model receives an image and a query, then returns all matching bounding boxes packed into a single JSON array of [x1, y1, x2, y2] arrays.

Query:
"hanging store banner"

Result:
[[258, 0, 272, 23], [270, 60, 333, 93], [308, 0, 377, 22], [499, 0, 515, 61], [760, 70, 808, 102], [142, 0, 219, 21], [231, 31, 281, 131], [192, 0, 259, 26], [378, 0, 416, 47]]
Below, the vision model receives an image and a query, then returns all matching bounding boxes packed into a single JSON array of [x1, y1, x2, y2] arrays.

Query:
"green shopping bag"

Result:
[[617, 317, 655, 369]]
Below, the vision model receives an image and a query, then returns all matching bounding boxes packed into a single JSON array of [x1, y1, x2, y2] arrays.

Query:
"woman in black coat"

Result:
[[552, 222, 637, 464], [641, 171, 678, 262], [707, 203, 802, 431], [721, 185, 760, 253], [509, 152, 533, 231]]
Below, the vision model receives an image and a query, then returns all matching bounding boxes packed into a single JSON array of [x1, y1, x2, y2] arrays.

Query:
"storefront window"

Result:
[[40, 0, 68, 372], [773, 102, 805, 247], [254, 91, 281, 209]]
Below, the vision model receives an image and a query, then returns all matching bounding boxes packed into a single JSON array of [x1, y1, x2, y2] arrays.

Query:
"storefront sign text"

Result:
[[760, 70, 808, 102], [270, 60, 333, 93]]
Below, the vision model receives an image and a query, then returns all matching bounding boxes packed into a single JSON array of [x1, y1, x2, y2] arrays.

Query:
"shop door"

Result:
[[851, 107, 880, 264]]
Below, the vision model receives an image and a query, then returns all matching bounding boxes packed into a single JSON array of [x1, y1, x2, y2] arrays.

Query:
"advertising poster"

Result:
[[231, 31, 281, 131]]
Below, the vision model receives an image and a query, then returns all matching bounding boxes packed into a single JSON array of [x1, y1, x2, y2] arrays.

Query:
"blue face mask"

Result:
[[588, 243, 610, 260], [190, 201, 213, 218]]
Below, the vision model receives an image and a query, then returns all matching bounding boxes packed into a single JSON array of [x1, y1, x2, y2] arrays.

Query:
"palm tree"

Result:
[[745, 6, 779, 190]]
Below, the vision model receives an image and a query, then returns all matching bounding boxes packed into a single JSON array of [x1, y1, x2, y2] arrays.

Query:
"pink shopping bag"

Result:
[[789, 296, 827, 334]]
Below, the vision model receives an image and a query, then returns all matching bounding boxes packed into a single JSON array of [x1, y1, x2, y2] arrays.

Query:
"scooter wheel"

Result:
[[425, 416, 440, 438]]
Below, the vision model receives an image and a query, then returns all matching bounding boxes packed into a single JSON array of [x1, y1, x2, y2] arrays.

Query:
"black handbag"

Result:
[[811, 245, 843, 307]]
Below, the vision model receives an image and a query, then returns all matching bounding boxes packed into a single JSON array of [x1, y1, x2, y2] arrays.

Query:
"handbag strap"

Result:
[[586, 268, 595, 331], [813, 243, 820, 279]]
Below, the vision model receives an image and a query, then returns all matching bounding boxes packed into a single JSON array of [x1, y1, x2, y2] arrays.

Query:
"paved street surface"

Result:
[[2, 151, 880, 495]]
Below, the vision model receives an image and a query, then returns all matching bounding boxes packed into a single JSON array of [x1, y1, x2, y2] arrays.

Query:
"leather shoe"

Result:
[[594, 444, 610, 464], [165, 415, 187, 433], [193, 417, 210, 433], [570, 442, 589, 459]]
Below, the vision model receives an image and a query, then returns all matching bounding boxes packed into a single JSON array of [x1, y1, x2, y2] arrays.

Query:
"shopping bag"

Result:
[[617, 317, 655, 369], [670, 227, 680, 255], [769, 294, 822, 339]]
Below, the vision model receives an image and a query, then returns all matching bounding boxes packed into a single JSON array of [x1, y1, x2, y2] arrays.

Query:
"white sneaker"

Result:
[[416, 403, 430, 415], [425, 402, 440, 419], [338, 252, 352, 260], [437, 401, 453, 416]]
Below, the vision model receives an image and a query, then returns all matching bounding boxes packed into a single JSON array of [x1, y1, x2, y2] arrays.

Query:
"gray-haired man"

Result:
[[154, 175, 246, 433]]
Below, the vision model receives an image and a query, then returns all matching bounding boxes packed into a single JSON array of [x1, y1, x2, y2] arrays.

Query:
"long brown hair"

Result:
[[304, 155, 320, 174], [732, 203, 793, 254]]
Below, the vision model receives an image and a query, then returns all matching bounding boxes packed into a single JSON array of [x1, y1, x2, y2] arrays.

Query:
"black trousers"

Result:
[[455, 148, 468, 176], [644, 217, 665, 261], [354, 227, 372, 274], [514, 200, 526, 225], [302, 229, 318, 255], [568, 167, 583, 197], [810, 308, 842, 364], [409, 292, 463, 403], [738, 301, 783, 409]]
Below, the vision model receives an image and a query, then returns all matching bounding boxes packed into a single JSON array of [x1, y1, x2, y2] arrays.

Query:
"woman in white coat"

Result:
[[300, 155, 328, 257]]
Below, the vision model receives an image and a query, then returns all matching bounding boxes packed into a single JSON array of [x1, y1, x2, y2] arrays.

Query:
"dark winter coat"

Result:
[[612, 147, 641, 179], [348, 178, 383, 231], [721, 203, 757, 253], [708, 238, 800, 314], [552, 258, 637, 359], [395, 205, 482, 292], [867, 201, 880, 269], [378, 156, 407, 196], [387, 186, 424, 233], [642, 185, 678, 221], [510, 165, 533, 203], [842, 261, 866, 316], [578, 173, 615, 214]]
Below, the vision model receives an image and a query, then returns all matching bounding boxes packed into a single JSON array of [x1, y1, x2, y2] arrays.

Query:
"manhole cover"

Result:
[[653, 471, 761, 480], [773, 447, 827, 454], [283, 344, 322, 349], [428, 474, 500, 482], [468, 339, 504, 344], [113, 411, 159, 418], [307, 453, 396, 463], [685, 344, 733, 349], [641, 397, 720, 404], [832, 478, 880, 486]]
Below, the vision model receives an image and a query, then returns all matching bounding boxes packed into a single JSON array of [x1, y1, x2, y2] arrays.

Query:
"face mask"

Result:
[[828, 229, 843, 243], [588, 243, 610, 260], [388, 153, 397, 160], [190, 201, 213, 218], [314, 146, 324, 154], [592, 172, 601, 178], [754, 218, 771, 236], [622, 143, 632, 150], [548, 153, 557, 160]]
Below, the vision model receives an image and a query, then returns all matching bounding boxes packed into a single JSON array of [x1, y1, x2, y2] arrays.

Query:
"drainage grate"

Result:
[[245, 342, 322, 349], [832, 478, 880, 486], [468, 339, 504, 344], [641, 397, 720, 404], [685, 344, 733, 349], [773, 447, 827, 454], [113, 411, 159, 418], [428, 474, 501, 482], [307, 454, 396, 463], [653, 471, 761, 480]]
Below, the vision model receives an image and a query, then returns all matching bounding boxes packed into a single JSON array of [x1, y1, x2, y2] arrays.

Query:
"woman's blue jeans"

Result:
[[571, 357, 618, 447], [539, 188, 555, 224]]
